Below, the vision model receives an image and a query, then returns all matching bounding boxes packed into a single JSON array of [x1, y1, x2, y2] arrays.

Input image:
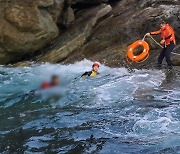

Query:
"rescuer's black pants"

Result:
[[158, 42, 175, 68]]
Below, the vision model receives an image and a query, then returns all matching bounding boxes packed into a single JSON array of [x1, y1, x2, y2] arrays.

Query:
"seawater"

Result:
[[0, 60, 180, 153]]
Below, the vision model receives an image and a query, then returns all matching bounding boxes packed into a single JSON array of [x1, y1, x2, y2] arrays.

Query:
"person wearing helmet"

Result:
[[146, 20, 176, 69], [81, 63, 100, 77]]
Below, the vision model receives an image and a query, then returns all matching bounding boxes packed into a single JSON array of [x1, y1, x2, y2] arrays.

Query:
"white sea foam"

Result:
[[0, 60, 179, 153]]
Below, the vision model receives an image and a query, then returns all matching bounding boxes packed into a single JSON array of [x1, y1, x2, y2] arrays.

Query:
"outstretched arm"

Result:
[[150, 29, 161, 35], [81, 72, 88, 78]]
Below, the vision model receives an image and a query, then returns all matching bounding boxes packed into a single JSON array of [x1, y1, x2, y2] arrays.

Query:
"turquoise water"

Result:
[[0, 60, 180, 153]]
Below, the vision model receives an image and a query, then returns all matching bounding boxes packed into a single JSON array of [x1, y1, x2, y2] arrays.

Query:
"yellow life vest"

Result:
[[90, 71, 97, 77], [81, 71, 97, 78]]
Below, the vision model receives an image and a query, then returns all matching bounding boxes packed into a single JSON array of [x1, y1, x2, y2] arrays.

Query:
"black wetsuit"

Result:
[[81, 71, 98, 77]]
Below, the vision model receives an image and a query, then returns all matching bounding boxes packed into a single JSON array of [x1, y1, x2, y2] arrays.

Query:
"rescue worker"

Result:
[[41, 75, 60, 89], [81, 63, 100, 77], [146, 21, 176, 69]]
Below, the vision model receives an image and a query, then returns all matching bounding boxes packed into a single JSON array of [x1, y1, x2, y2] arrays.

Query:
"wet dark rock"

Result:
[[35, 4, 112, 63], [0, 0, 60, 64], [173, 56, 180, 66], [0, 0, 180, 67], [62, 0, 180, 68]]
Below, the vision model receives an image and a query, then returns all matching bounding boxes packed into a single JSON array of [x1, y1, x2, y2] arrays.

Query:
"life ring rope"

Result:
[[126, 34, 180, 64]]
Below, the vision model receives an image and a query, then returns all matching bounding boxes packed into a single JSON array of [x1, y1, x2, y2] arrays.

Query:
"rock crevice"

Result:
[[0, 0, 179, 67]]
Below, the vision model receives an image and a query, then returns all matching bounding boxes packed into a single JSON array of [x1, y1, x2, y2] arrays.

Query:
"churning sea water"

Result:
[[0, 60, 180, 153]]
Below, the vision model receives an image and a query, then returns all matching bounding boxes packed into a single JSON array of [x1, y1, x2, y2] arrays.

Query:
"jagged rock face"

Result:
[[36, 4, 112, 63], [71, 0, 109, 4], [0, 0, 60, 64], [1, 0, 180, 67], [63, 0, 180, 67]]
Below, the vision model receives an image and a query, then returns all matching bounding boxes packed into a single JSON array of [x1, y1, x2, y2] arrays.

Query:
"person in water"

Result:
[[81, 63, 100, 77], [41, 75, 60, 89], [146, 20, 176, 69]]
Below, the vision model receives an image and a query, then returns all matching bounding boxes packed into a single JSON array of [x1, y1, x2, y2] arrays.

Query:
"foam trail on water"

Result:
[[0, 59, 179, 153]]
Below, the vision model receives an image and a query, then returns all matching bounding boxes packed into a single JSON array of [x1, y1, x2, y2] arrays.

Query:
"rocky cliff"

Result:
[[0, 0, 180, 67]]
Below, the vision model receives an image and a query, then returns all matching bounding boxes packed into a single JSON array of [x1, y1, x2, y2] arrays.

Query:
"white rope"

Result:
[[149, 35, 164, 48], [142, 34, 180, 56], [142, 34, 147, 41], [171, 52, 180, 56]]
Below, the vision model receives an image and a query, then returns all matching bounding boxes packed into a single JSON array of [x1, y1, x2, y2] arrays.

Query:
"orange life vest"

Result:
[[150, 24, 176, 45]]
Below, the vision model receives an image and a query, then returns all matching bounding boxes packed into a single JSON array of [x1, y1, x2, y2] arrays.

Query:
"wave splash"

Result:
[[0, 60, 179, 153]]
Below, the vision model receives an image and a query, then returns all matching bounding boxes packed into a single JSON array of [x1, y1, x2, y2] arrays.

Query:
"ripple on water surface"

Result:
[[0, 60, 180, 153]]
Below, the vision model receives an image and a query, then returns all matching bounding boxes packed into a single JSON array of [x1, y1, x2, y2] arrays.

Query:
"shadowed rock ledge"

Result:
[[0, 0, 179, 67], [35, 4, 112, 63]]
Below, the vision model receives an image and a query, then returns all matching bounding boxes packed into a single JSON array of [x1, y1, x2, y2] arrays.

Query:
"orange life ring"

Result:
[[127, 40, 150, 63]]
